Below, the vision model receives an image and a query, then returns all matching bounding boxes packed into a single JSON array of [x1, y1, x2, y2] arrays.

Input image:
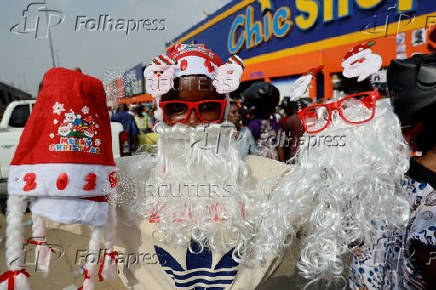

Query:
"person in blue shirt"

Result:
[[227, 99, 259, 158], [111, 103, 139, 151]]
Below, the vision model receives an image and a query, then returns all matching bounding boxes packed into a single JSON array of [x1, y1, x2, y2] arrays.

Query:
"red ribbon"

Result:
[[25, 240, 56, 253], [0, 269, 30, 290], [77, 269, 90, 290], [98, 251, 119, 281]]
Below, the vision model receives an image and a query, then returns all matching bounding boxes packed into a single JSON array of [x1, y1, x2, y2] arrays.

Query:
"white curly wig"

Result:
[[253, 98, 411, 281]]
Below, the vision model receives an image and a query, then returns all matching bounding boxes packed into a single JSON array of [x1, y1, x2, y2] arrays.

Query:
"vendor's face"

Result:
[[228, 104, 241, 125], [160, 75, 226, 127]]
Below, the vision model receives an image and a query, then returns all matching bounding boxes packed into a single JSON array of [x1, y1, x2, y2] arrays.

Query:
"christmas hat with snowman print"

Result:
[[2, 68, 119, 290], [341, 41, 382, 82]]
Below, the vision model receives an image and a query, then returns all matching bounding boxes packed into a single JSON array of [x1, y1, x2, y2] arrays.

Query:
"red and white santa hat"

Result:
[[144, 43, 244, 98], [341, 41, 376, 66], [1, 68, 118, 290], [8, 67, 117, 197], [341, 41, 382, 82]]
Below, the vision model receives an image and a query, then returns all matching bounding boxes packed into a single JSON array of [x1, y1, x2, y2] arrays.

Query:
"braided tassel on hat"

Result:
[[0, 196, 31, 290], [78, 227, 103, 290], [27, 215, 54, 274], [98, 206, 119, 281]]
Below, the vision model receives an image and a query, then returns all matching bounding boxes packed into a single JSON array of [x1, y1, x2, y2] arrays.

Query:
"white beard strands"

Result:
[[256, 99, 411, 281], [115, 122, 273, 264]]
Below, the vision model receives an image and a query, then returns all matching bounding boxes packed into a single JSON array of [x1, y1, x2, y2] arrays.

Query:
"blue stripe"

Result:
[[174, 278, 234, 287], [164, 269, 237, 280]]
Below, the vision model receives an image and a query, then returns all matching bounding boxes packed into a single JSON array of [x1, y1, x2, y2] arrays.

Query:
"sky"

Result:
[[0, 0, 232, 97]]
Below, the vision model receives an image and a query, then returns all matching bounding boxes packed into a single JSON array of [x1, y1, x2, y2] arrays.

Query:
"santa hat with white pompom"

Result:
[[1, 67, 119, 290]]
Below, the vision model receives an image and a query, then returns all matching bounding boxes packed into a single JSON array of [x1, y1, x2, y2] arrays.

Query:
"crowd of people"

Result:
[[111, 80, 309, 162], [1, 42, 435, 290], [110, 102, 158, 152]]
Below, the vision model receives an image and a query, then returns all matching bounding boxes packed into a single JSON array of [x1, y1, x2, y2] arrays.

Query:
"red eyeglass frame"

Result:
[[159, 99, 227, 124], [298, 91, 381, 134]]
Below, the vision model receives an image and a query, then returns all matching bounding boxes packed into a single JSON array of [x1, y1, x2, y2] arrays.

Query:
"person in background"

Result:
[[278, 99, 306, 163], [348, 52, 436, 290], [389, 53, 436, 289], [150, 100, 158, 128], [227, 99, 259, 158], [107, 106, 114, 119], [134, 105, 151, 133], [128, 104, 135, 116], [243, 82, 280, 160], [111, 103, 139, 150]]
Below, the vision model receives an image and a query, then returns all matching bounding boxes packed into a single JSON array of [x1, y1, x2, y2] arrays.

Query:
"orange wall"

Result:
[[243, 27, 435, 100]]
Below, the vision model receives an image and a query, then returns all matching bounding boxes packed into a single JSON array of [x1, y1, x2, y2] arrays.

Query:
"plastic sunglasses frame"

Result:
[[159, 99, 227, 124], [298, 90, 381, 134]]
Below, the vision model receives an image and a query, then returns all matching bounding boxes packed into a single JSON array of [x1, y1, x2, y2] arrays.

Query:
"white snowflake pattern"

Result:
[[95, 139, 101, 146], [95, 124, 99, 128], [49, 133, 54, 139], [82, 106, 90, 114], [53, 119, 58, 125], [52, 102, 65, 115]]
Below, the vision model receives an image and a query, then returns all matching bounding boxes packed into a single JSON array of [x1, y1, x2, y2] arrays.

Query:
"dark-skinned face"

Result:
[[228, 104, 241, 125], [160, 75, 225, 127]]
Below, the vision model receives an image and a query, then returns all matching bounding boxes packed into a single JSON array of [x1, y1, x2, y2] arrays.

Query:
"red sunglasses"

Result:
[[298, 91, 381, 134], [159, 99, 227, 124]]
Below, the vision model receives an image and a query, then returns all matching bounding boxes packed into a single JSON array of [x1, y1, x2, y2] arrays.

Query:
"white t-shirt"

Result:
[[114, 155, 291, 290]]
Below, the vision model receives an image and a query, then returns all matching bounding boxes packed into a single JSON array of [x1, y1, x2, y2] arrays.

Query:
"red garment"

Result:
[[279, 113, 305, 161]]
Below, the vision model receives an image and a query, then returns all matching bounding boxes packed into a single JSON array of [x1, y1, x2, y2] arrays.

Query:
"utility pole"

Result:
[[45, 9, 56, 67]]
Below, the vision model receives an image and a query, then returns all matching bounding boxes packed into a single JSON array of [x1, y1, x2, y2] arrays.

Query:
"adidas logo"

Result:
[[154, 241, 239, 289]]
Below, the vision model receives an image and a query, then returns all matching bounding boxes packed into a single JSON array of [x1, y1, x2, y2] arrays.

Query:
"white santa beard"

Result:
[[131, 122, 262, 260], [256, 99, 410, 279]]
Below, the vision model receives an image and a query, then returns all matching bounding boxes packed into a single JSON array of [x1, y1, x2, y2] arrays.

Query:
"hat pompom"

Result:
[[212, 55, 244, 94]]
